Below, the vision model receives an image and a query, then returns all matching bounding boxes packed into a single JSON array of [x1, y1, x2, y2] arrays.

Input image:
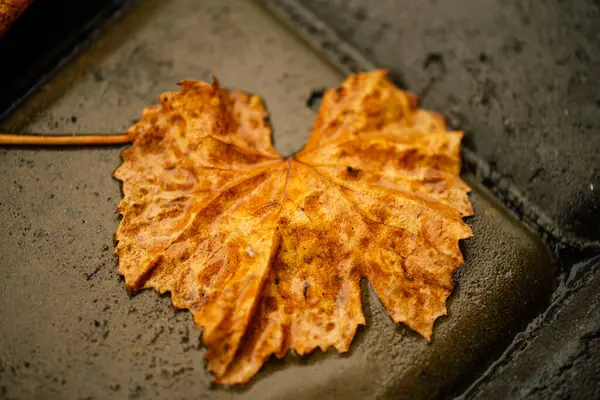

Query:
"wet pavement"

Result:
[[0, 0, 597, 399], [296, 0, 600, 250]]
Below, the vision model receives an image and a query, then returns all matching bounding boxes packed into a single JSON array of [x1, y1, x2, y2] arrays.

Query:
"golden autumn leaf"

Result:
[[114, 69, 473, 385]]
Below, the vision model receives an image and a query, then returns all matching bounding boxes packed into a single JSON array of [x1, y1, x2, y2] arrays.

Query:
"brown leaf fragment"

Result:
[[0, 0, 33, 37], [114, 70, 473, 385]]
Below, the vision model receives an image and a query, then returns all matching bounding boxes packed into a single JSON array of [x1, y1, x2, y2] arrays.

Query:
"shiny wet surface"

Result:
[[0, 1, 558, 399]]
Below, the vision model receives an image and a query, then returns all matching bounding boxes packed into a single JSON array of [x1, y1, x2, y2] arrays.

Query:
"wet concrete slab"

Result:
[[472, 255, 600, 400], [292, 0, 600, 249], [0, 0, 556, 398]]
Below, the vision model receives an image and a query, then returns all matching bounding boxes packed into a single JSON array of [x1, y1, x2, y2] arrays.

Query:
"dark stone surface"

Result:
[[0, 1, 556, 399], [471, 255, 600, 399], [0, 0, 134, 121], [298, 0, 600, 248]]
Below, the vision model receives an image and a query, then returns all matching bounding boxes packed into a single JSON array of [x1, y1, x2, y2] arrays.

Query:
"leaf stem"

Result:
[[0, 134, 131, 146]]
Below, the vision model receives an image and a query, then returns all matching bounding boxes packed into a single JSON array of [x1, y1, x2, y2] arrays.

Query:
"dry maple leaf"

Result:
[[114, 69, 473, 385]]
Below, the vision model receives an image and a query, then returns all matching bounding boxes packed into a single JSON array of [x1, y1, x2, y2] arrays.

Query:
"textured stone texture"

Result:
[[472, 256, 600, 399], [299, 0, 600, 248], [0, 0, 555, 399]]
